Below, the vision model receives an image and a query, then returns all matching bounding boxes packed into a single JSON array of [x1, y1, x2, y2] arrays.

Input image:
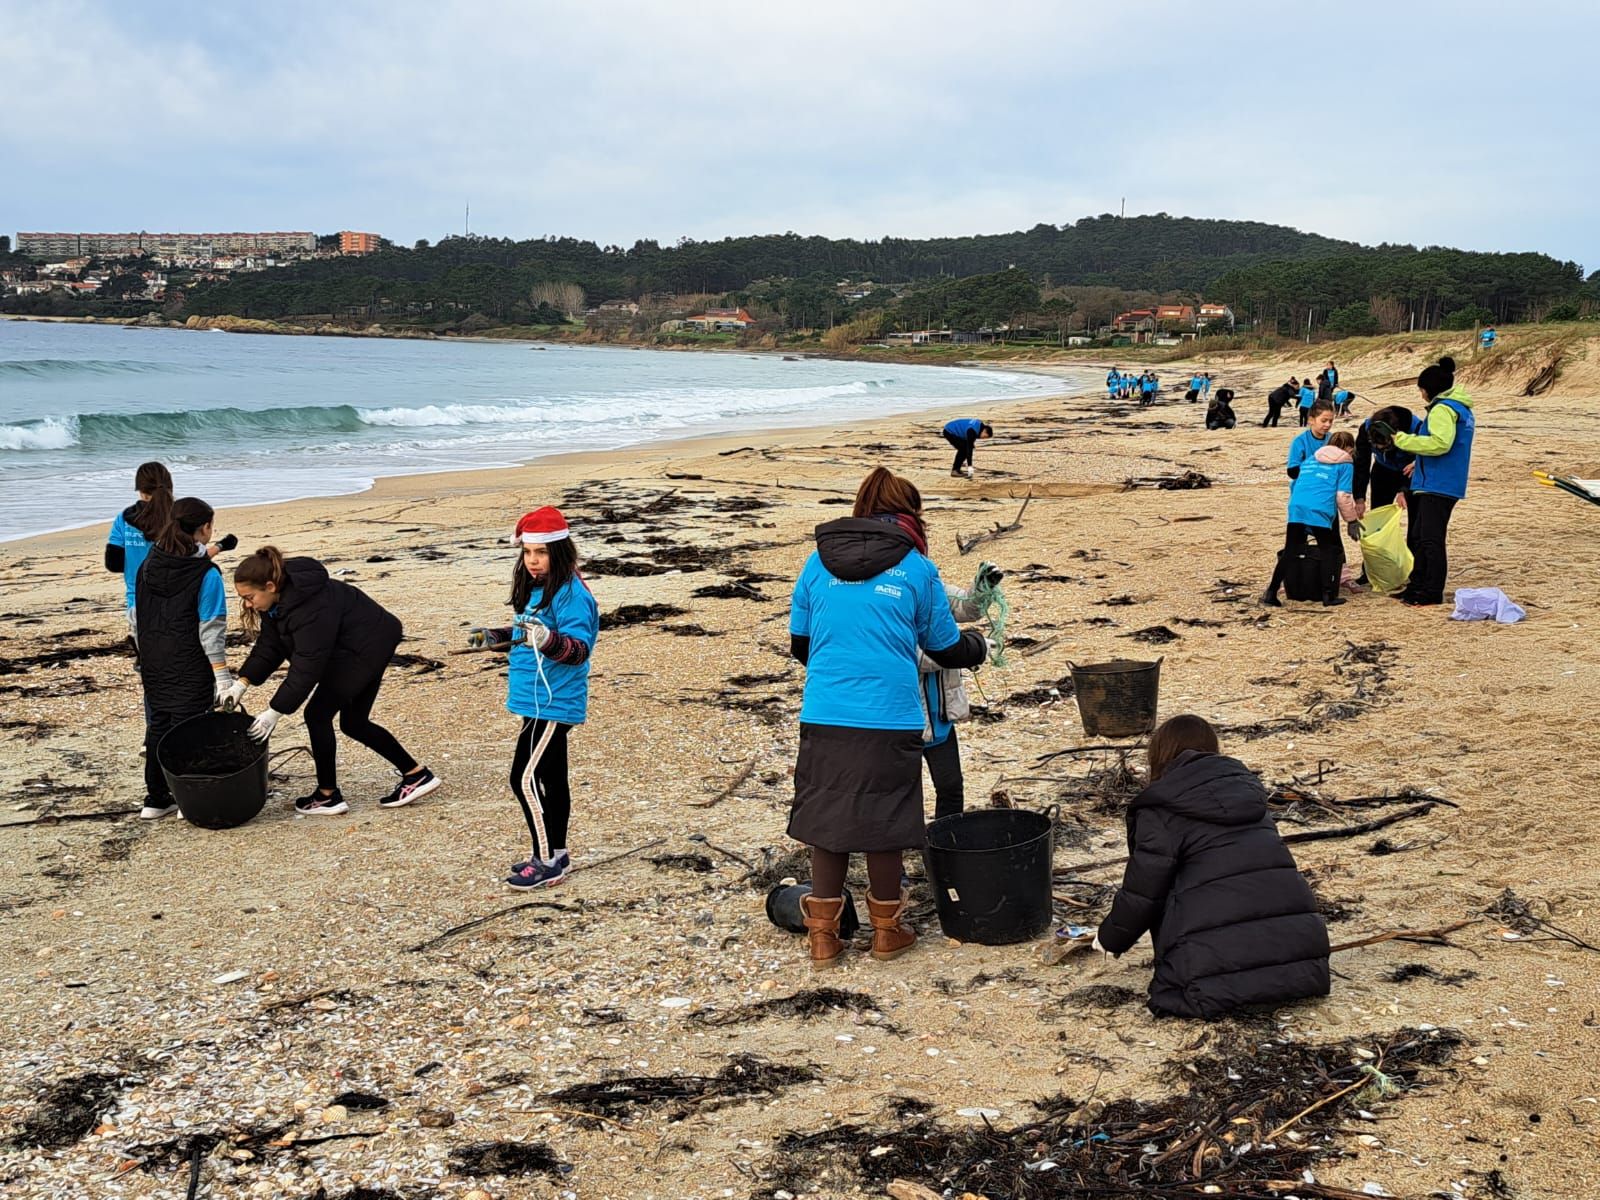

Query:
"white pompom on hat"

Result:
[[512, 506, 570, 545]]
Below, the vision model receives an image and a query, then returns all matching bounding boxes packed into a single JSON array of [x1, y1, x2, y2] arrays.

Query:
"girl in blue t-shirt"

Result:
[[468, 507, 599, 890], [107, 462, 235, 645]]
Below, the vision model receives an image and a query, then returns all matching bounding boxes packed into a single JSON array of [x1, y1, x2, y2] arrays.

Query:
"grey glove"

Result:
[[247, 709, 280, 742], [219, 678, 249, 711]]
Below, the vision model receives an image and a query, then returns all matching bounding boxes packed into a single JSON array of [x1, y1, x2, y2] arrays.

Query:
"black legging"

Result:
[[1404, 493, 1458, 604], [1267, 521, 1343, 602], [509, 717, 572, 859], [144, 702, 211, 801], [1262, 403, 1283, 428], [924, 730, 964, 821], [944, 431, 975, 473], [305, 671, 416, 791], [1298, 407, 1310, 427]]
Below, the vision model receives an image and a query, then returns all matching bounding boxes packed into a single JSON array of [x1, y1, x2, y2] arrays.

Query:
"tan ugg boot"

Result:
[[867, 892, 917, 961], [800, 894, 846, 969]]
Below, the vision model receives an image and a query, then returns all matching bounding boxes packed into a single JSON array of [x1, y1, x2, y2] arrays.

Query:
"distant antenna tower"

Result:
[[465, 202, 470, 237], [1120, 197, 1125, 218]]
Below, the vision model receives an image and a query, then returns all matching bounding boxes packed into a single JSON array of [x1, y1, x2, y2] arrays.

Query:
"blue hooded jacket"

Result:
[[507, 575, 599, 724], [943, 418, 985, 441]]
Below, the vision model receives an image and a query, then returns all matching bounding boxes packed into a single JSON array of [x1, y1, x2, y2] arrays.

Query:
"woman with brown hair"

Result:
[[1091, 715, 1328, 1018], [222, 547, 438, 815], [787, 467, 989, 968]]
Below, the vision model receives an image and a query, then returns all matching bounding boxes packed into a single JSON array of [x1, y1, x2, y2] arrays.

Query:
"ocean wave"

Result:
[[0, 357, 198, 378], [0, 415, 80, 451]]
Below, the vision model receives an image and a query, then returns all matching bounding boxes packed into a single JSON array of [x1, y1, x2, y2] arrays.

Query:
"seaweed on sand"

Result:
[[5, 1070, 128, 1149], [546, 1054, 819, 1120], [601, 603, 689, 630], [690, 988, 888, 1028], [450, 1140, 569, 1177], [753, 1027, 1462, 1200]]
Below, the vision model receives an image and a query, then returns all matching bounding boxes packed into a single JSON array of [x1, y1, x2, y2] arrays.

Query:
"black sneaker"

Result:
[[380, 766, 439, 809], [295, 787, 349, 816], [1258, 590, 1282, 608]]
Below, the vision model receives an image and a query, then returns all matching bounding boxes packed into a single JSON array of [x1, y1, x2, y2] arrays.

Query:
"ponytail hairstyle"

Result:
[[157, 497, 213, 557], [510, 536, 579, 615], [1417, 357, 1454, 401], [234, 546, 288, 634], [1146, 714, 1221, 783], [129, 461, 174, 538]]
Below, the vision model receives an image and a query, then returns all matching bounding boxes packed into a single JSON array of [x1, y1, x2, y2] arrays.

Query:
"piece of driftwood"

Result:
[[957, 492, 1032, 556], [0, 807, 140, 828], [689, 757, 757, 808], [1329, 919, 1477, 954], [887, 1180, 944, 1200]]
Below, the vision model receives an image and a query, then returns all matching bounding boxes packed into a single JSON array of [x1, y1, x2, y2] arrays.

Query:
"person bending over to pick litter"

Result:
[[918, 562, 1001, 821], [224, 547, 438, 815], [789, 467, 989, 969], [133, 498, 232, 820], [942, 417, 992, 478], [1373, 356, 1475, 607], [1262, 379, 1295, 428], [1090, 715, 1329, 1019], [1205, 388, 1237, 430], [466, 507, 598, 890], [1263, 429, 1358, 608]]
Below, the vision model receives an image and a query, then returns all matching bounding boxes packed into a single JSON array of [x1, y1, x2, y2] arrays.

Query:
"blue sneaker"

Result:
[[506, 851, 571, 890]]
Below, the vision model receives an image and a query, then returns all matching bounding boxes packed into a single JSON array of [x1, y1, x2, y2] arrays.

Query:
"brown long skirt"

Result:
[[787, 723, 925, 853]]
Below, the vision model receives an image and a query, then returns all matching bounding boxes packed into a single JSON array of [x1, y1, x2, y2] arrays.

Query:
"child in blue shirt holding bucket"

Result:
[[469, 507, 599, 889], [134, 498, 232, 820], [788, 468, 988, 969]]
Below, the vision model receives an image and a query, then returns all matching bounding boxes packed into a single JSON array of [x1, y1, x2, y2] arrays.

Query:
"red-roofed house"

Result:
[[1113, 309, 1156, 335], [1198, 303, 1235, 328], [1154, 304, 1195, 326], [682, 306, 756, 332]]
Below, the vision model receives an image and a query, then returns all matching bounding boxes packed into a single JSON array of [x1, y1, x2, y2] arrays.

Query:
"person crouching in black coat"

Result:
[[1092, 715, 1329, 1019], [1205, 388, 1236, 430]]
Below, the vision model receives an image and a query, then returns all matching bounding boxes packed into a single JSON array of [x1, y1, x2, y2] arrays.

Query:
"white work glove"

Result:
[[212, 668, 235, 705], [247, 708, 280, 742], [515, 615, 552, 650], [983, 636, 998, 663], [219, 677, 249, 711]]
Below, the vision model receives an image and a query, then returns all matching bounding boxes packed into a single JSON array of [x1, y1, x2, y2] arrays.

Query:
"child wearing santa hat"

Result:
[[468, 507, 599, 889]]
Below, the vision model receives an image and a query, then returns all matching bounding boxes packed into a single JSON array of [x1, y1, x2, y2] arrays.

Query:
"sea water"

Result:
[[0, 321, 1077, 542]]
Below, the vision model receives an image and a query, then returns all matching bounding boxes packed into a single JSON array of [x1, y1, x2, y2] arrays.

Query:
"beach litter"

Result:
[[1450, 587, 1526, 623]]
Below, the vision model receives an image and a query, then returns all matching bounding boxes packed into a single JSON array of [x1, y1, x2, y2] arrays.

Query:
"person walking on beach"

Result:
[[1263, 379, 1295, 427], [1317, 360, 1339, 404], [1373, 357, 1476, 607], [942, 418, 992, 478], [223, 547, 439, 814], [133, 498, 233, 820], [788, 467, 988, 969], [1480, 325, 1497, 351], [106, 462, 234, 646], [466, 507, 598, 889], [1089, 715, 1329, 1019]]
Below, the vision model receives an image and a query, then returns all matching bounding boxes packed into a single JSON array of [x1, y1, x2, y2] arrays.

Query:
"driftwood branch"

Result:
[[956, 492, 1032, 556], [689, 757, 757, 808], [1329, 919, 1477, 954]]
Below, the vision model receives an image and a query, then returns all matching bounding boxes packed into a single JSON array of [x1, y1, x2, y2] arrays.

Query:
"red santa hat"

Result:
[[512, 506, 570, 545]]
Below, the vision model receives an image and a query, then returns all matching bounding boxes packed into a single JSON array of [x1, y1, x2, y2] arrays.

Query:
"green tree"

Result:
[[1324, 302, 1379, 337]]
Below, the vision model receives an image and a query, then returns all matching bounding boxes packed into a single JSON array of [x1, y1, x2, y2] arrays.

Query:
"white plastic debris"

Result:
[[956, 1107, 1001, 1119], [211, 970, 248, 985], [657, 997, 692, 1009]]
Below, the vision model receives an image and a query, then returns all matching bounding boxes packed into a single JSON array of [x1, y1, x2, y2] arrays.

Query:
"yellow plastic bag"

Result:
[[1359, 504, 1412, 595]]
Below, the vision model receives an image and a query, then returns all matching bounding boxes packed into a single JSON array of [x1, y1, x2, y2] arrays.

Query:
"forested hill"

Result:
[[186, 215, 1364, 317]]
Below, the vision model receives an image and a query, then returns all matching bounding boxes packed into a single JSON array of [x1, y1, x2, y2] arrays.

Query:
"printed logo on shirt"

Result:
[[874, 583, 904, 600]]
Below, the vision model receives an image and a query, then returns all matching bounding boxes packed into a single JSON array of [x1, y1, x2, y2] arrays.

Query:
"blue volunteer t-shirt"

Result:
[[791, 549, 960, 731], [507, 576, 600, 725], [1286, 428, 1329, 478], [1288, 457, 1353, 526], [1298, 386, 1316, 408], [108, 511, 152, 609], [197, 569, 228, 623]]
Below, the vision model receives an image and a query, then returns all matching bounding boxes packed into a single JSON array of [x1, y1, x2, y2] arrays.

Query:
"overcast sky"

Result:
[[3, 0, 1594, 272]]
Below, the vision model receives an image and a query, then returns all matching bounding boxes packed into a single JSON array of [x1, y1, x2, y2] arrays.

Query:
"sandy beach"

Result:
[[2, 330, 1599, 1199]]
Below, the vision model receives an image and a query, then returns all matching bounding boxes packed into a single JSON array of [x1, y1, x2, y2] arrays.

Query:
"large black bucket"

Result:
[[1070, 658, 1161, 738], [922, 806, 1057, 945], [157, 711, 269, 830]]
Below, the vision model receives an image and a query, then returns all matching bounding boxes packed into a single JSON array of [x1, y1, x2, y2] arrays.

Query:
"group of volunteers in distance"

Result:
[[106, 346, 1475, 1019]]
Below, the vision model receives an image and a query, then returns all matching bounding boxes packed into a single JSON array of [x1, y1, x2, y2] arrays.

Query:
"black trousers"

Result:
[[1369, 464, 1409, 509], [143, 701, 211, 801], [1404, 493, 1458, 604], [1298, 407, 1311, 427], [1262, 403, 1284, 428], [944, 431, 975, 473], [1267, 521, 1343, 601], [304, 670, 417, 791], [923, 730, 964, 821], [509, 717, 572, 859]]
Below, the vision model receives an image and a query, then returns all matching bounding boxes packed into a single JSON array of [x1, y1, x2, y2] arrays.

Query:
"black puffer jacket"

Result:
[[1097, 750, 1329, 1019], [239, 557, 403, 714], [135, 547, 220, 718]]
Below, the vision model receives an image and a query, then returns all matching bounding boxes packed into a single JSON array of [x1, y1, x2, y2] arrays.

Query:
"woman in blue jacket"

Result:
[[789, 468, 988, 968], [1371, 357, 1475, 606], [469, 507, 599, 889]]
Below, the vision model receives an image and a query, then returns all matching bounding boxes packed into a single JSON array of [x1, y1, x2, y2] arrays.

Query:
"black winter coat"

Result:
[[135, 547, 221, 719], [1097, 751, 1329, 1019], [239, 557, 403, 715]]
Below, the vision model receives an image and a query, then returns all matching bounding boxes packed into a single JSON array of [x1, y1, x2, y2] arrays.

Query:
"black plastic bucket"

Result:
[[765, 883, 862, 938], [157, 711, 269, 830], [922, 806, 1057, 945], [1070, 658, 1162, 738]]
